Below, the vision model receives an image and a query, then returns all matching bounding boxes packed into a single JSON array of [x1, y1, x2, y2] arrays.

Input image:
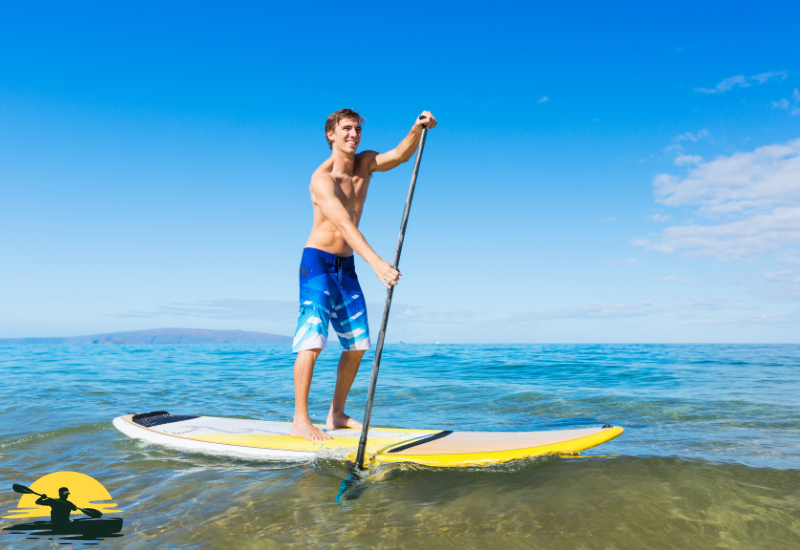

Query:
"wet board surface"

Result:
[[113, 412, 623, 467]]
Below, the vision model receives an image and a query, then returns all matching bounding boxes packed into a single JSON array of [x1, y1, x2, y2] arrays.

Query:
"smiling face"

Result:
[[324, 109, 364, 152], [328, 117, 362, 154]]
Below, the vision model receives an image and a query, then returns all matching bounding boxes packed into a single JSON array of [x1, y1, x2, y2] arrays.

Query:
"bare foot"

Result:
[[327, 410, 363, 431], [290, 419, 331, 441]]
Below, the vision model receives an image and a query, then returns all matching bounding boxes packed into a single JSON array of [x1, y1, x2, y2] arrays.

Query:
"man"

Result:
[[35, 487, 77, 524], [290, 109, 437, 441]]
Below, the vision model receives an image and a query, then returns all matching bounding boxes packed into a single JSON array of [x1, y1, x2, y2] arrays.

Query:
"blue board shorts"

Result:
[[292, 247, 371, 352]]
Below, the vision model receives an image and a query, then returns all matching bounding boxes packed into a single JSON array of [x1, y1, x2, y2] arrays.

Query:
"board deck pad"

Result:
[[113, 412, 623, 467]]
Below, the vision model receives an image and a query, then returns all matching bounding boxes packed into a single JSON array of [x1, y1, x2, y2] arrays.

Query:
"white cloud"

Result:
[[395, 307, 474, 320], [675, 296, 740, 310], [675, 313, 797, 327], [675, 130, 710, 142], [115, 299, 299, 321], [634, 207, 800, 261], [772, 88, 800, 116], [538, 96, 549, 103], [597, 217, 618, 224], [607, 257, 639, 266], [519, 302, 657, 320], [674, 155, 703, 166], [761, 270, 800, 300], [665, 130, 709, 153], [659, 276, 693, 283], [764, 270, 800, 283], [634, 139, 800, 261], [772, 98, 791, 109], [656, 140, 800, 216], [695, 71, 788, 94], [648, 214, 671, 222]]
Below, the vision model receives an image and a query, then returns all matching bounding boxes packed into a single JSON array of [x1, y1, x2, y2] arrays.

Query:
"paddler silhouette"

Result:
[[35, 487, 77, 523]]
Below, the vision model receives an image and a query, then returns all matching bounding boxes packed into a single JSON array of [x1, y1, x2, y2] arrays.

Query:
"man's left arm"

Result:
[[368, 111, 437, 173]]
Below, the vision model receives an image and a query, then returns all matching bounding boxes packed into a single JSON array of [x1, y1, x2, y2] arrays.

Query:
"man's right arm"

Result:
[[311, 174, 400, 289]]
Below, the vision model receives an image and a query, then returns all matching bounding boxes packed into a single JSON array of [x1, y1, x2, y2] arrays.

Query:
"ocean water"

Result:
[[2, 344, 800, 548]]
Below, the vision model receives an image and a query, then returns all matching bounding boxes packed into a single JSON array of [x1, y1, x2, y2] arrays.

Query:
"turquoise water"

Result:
[[2, 344, 800, 548]]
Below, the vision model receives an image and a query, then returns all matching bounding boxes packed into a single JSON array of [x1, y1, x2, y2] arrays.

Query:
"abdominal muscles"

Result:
[[305, 218, 354, 256]]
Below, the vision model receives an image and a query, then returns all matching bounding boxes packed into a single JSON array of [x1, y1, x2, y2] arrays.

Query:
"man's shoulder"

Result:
[[355, 151, 379, 173], [310, 164, 336, 195], [311, 159, 335, 181]]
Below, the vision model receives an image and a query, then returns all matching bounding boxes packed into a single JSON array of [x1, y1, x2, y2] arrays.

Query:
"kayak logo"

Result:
[[2, 471, 124, 541]]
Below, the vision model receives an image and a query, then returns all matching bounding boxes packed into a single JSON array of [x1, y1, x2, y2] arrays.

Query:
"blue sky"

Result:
[[2, 1, 799, 342]]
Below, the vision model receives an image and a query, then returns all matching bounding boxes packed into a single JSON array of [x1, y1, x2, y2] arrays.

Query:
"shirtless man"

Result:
[[290, 109, 437, 441]]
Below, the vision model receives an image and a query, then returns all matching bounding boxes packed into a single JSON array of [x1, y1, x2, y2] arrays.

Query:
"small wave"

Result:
[[0, 422, 110, 449]]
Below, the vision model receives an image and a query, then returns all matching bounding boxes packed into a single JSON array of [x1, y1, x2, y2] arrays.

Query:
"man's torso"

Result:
[[47, 499, 76, 523], [304, 152, 375, 256]]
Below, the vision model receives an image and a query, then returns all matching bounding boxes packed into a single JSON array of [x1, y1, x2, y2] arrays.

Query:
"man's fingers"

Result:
[[418, 111, 436, 129], [374, 260, 402, 289]]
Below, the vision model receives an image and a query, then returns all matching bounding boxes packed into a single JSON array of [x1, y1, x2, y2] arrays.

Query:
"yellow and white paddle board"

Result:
[[113, 411, 623, 467]]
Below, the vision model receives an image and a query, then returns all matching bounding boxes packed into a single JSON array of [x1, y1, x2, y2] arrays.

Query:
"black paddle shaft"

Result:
[[354, 117, 429, 470]]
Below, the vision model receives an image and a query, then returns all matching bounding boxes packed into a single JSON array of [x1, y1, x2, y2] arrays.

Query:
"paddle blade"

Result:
[[335, 477, 367, 502], [334, 465, 368, 502], [12, 484, 37, 495], [80, 507, 103, 519]]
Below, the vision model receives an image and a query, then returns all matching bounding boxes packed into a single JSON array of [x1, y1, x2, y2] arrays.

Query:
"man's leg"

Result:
[[290, 348, 331, 441], [326, 349, 366, 430]]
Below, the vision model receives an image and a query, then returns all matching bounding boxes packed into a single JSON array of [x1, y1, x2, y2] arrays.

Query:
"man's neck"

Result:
[[330, 147, 356, 176]]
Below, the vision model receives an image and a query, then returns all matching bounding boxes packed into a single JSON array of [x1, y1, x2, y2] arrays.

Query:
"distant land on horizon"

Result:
[[0, 328, 293, 345]]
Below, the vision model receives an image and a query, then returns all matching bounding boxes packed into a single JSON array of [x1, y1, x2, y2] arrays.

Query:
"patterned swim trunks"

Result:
[[292, 247, 371, 352]]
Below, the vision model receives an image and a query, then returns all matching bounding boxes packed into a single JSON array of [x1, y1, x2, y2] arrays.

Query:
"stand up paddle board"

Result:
[[113, 411, 622, 467]]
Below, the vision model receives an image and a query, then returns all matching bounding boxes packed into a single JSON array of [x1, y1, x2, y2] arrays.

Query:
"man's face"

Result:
[[59, 490, 70, 499], [330, 118, 361, 153]]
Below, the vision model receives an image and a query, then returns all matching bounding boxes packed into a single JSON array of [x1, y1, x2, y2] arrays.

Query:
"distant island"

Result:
[[0, 328, 293, 345]]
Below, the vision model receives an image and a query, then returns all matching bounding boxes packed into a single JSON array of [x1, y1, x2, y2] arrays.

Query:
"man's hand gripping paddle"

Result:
[[336, 115, 430, 502], [12, 484, 103, 518]]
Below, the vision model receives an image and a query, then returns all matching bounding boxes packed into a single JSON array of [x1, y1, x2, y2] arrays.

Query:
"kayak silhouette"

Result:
[[3, 518, 123, 536]]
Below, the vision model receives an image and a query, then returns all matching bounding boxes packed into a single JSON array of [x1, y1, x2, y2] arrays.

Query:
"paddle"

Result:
[[337, 116, 430, 502], [12, 484, 103, 519]]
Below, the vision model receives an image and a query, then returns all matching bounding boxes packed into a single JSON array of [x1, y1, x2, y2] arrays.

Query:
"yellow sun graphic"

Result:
[[4, 471, 122, 519]]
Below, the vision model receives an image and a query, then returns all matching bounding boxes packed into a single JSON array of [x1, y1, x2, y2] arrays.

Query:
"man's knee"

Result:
[[296, 349, 322, 362]]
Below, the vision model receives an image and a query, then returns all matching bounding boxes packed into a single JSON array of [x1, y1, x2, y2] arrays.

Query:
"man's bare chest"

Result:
[[334, 176, 370, 208]]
